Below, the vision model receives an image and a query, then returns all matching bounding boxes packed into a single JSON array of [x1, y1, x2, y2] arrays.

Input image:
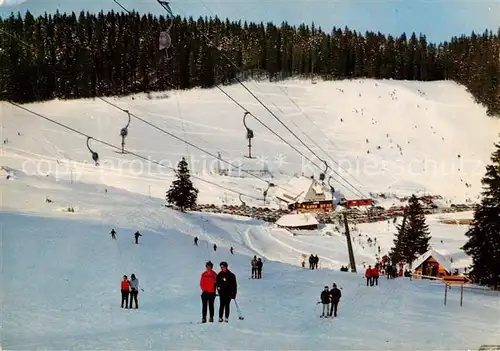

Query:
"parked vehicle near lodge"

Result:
[[289, 200, 334, 212], [288, 198, 373, 212]]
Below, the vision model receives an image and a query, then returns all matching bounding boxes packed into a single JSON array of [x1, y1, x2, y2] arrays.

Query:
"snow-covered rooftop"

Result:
[[274, 176, 332, 204], [411, 248, 452, 273], [276, 213, 319, 227]]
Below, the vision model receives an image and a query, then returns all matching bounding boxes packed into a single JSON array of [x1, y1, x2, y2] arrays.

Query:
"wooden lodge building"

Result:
[[274, 175, 372, 213], [411, 249, 452, 279]]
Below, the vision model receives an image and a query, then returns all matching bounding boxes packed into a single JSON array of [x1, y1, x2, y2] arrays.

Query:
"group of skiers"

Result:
[[194, 236, 235, 255], [364, 265, 380, 286], [111, 228, 142, 244], [319, 283, 342, 317], [200, 260, 238, 323], [308, 254, 320, 269], [250, 256, 263, 279], [120, 274, 140, 308]]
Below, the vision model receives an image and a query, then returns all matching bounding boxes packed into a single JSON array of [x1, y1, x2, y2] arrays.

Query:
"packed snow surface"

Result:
[[1, 79, 500, 350], [2, 79, 499, 205]]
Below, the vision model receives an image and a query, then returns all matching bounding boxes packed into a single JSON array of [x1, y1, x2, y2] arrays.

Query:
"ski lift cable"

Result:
[[290, 106, 366, 197], [116, 95, 220, 153], [112, 0, 131, 13], [174, 93, 190, 156], [0, 26, 277, 199], [4, 0, 364, 200], [214, 86, 330, 179], [190, 0, 367, 197], [111, 0, 366, 198], [0, 27, 33, 48], [214, 85, 365, 198], [220, 74, 366, 198], [150, 0, 368, 199], [228, 69, 366, 198], [98, 97, 281, 192], [7, 101, 263, 201], [278, 85, 365, 188]]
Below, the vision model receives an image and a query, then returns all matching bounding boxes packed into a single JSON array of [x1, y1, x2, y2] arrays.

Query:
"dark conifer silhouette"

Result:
[[391, 195, 431, 266], [166, 157, 198, 211], [0, 12, 498, 116], [461, 141, 500, 289]]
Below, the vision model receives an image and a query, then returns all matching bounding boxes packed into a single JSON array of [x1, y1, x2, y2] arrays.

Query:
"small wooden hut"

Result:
[[411, 249, 451, 279]]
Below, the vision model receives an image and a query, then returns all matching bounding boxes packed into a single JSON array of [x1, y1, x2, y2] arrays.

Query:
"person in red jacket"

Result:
[[200, 261, 217, 323], [365, 266, 373, 287], [121, 275, 131, 308], [372, 265, 380, 286]]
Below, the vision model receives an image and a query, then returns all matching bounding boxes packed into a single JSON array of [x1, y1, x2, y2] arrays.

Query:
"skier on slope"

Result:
[[111, 229, 117, 240], [216, 261, 237, 322], [320, 286, 330, 317], [213, 244, 217, 251], [194, 237, 198, 246], [365, 265, 373, 286], [251, 256, 258, 278], [329, 283, 342, 317], [134, 231, 142, 244], [129, 274, 139, 309], [200, 261, 217, 323], [121, 275, 131, 308], [256, 258, 263, 279], [372, 265, 380, 286]]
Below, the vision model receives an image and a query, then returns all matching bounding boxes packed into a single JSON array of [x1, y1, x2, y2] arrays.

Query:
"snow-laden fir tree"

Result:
[[166, 157, 199, 211], [461, 141, 500, 289], [390, 194, 431, 267]]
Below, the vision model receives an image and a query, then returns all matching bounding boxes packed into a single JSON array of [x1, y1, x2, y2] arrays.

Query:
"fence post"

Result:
[[444, 283, 448, 305]]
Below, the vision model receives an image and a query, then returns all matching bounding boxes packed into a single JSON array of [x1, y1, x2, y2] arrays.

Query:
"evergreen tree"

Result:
[[166, 157, 199, 211], [461, 141, 500, 289], [391, 195, 431, 266], [0, 11, 499, 116]]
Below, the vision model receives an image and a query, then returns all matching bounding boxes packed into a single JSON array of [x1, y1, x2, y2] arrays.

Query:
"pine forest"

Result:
[[0, 11, 499, 116]]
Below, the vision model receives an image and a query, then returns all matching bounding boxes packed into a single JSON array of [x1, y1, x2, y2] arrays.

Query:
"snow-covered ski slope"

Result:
[[2, 79, 499, 206], [2, 175, 500, 350], [2, 79, 500, 349]]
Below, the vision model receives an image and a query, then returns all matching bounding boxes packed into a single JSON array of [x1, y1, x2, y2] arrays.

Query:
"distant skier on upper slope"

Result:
[[134, 231, 142, 244]]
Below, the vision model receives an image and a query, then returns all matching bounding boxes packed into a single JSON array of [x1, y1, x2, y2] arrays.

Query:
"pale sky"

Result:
[[0, 0, 499, 42]]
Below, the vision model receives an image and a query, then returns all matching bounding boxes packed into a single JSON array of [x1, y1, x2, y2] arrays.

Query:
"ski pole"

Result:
[[234, 300, 244, 320]]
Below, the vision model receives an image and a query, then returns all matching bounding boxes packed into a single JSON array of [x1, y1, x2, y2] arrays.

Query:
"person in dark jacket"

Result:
[[257, 258, 263, 279], [110, 229, 116, 240], [320, 286, 330, 317], [134, 231, 142, 244], [194, 237, 198, 246], [216, 261, 237, 322], [329, 283, 342, 317], [200, 261, 217, 323]]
